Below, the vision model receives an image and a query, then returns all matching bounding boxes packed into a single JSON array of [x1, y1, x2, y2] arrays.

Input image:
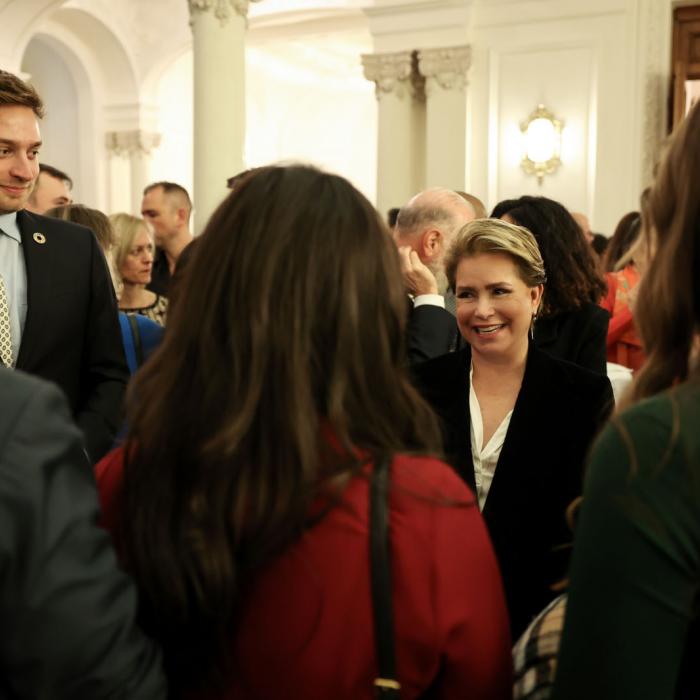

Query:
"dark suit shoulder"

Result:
[[411, 347, 470, 388], [18, 210, 97, 245], [528, 346, 613, 419], [0, 369, 62, 435]]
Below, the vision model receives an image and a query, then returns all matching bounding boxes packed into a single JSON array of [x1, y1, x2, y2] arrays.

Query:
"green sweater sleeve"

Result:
[[551, 393, 700, 699]]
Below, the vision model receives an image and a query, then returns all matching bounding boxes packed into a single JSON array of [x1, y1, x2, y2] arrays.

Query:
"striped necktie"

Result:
[[0, 276, 14, 368]]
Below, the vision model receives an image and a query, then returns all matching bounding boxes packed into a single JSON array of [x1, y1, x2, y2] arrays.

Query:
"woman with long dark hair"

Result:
[[551, 101, 700, 699], [491, 196, 608, 374], [96, 165, 511, 699]]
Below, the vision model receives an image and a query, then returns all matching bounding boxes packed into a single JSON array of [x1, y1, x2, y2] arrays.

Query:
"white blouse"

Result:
[[469, 365, 513, 510]]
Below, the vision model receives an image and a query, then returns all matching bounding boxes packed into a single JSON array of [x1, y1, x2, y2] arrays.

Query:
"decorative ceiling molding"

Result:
[[417, 44, 471, 95], [362, 50, 422, 100], [105, 129, 161, 157], [187, 0, 263, 27]]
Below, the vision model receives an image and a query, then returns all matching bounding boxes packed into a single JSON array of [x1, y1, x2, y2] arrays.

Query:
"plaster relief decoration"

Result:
[[361, 51, 424, 101], [188, 0, 262, 26], [105, 130, 161, 157], [417, 45, 471, 96], [519, 104, 563, 185]]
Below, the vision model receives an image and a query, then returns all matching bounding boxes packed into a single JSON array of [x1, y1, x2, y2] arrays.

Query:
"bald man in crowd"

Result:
[[25, 163, 72, 214], [394, 188, 476, 363], [572, 211, 593, 245], [141, 181, 193, 296]]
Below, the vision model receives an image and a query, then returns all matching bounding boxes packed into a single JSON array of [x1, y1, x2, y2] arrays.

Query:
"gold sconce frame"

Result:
[[520, 104, 563, 184]]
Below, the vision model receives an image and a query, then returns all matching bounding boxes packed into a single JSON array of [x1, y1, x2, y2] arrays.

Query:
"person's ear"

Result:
[[175, 207, 188, 226], [531, 284, 544, 314], [420, 228, 443, 262]]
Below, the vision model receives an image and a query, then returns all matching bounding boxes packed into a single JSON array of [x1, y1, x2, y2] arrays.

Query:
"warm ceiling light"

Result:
[[520, 104, 563, 184]]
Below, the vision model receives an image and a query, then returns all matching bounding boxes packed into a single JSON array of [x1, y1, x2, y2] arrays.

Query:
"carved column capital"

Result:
[[105, 130, 161, 158], [188, 0, 261, 27], [417, 45, 471, 96], [362, 51, 424, 101]]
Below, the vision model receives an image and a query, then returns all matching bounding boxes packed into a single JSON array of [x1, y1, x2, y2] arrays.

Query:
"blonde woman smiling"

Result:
[[413, 218, 613, 638]]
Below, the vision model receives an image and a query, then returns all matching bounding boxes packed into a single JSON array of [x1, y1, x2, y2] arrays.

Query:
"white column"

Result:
[[417, 46, 471, 191], [362, 51, 425, 216], [188, 0, 259, 232], [105, 130, 161, 215]]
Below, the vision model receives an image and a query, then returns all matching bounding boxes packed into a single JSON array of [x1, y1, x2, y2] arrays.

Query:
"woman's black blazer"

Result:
[[413, 344, 614, 638]]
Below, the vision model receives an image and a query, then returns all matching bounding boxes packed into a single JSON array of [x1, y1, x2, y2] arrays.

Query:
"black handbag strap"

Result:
[[370, 456, 401, 698], [127, 314, 144, 367]]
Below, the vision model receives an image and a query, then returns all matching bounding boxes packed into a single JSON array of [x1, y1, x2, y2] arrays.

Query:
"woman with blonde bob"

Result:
[[551, 101, 700, 700], [95, 165, 512, 699], [109, 213, 168, 326], [413, 218, 613, 639]]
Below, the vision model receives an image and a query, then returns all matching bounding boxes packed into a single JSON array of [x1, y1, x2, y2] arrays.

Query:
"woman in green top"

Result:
[[551, 103, 700, 698]]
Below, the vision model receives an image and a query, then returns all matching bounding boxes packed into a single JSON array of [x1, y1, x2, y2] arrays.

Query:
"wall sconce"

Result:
[[520, 104, 563, 184]]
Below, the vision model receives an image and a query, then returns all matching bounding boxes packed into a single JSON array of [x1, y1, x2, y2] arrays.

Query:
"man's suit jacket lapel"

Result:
[[482, 346, 552, 523], [15, 210, 52, 369]]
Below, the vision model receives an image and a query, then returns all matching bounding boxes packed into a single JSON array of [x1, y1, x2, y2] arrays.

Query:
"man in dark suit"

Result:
[[141, 181, 193, 296], [0, 367, 166, 697], [0, 70, 127, 462], [393, 188, 475, 363]]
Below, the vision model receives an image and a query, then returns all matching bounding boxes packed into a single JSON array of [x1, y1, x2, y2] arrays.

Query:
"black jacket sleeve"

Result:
[[407, 302, 458, 364], [76, 235, 129, 463]]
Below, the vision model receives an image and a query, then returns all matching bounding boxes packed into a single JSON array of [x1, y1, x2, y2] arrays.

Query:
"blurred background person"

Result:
[[96, 165, 512, 699], [599, 210, 645, 372], [47, 205, 163, 374], [551, 94, 700, 700], [110, 213, 168, 326], [0, 367, 166, 698], [140, 182, 193, 297], [492, 196, 608, 375], [456, 191, 488, 219], [602, 211, 641, 273], [413, 218, 613, 639], [571, 212, 593, 245], [25, 163, 72, 214]]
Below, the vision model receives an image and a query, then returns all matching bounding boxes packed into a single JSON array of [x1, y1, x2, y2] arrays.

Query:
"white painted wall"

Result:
[[149, 30, 377, 213], [246, 34, 377, 202], [149, 50, 194, 203], [467, 0, 665, 235], [8, 0, 674, 235]]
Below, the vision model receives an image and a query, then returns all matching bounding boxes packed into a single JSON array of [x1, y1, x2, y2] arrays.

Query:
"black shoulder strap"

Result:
[[370, 456, 401, 698], [127, 314, 144, 367]]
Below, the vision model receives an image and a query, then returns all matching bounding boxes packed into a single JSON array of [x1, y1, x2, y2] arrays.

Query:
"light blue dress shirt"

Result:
[[0, 212, 28, 363]]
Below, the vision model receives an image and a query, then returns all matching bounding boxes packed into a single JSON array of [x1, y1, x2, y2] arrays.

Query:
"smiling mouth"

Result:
[[473, 324, 505, 335]]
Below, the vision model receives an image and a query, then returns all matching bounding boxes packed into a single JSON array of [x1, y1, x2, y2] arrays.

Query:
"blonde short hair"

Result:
[[109, 213, 152, 282], [445, 218, 546, 291]]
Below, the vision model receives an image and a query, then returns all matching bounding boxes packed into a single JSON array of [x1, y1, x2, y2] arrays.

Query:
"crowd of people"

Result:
[[1, 63, 699, 699]]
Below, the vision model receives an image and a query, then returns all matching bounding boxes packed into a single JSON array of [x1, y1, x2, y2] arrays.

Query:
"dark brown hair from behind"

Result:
[[491, 196, 606, 317], [0, 70, 45, 118], [603, 211, 641, 272], [119, 164, 444, 690], [626, 101, 700, 404], [45, 204, 115, 253]]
